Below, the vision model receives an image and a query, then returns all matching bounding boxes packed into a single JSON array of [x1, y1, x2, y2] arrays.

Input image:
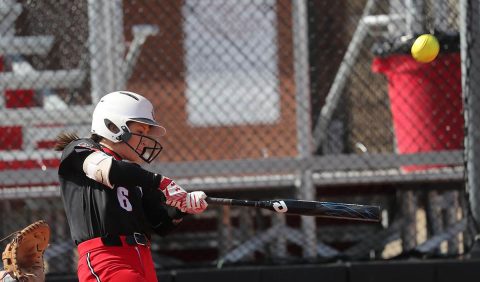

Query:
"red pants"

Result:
[[77, 236, 158, 282]]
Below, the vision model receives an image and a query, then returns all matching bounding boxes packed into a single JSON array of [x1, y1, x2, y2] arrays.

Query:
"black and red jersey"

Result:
[[58, 138, 184, 245]]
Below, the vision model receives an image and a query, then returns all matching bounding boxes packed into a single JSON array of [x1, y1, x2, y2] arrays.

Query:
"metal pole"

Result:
[[461, 0, 480, 227], [445, 191, 460, 254], [105, 0, 126, 91], [293, 0, 313, 159], [88, 0, 125, 103], [401, 190, 417, 251], [426, 190, 443, 254], [300, 169, 317, 258], [292, 0, 316, 258], [271, 213, 287, 258], [405, 0, 425, 35], [434, 0, 455, 33], [0, 2, 21, 108], [312, 0, 375, 151], [87, 0, 104, 103]]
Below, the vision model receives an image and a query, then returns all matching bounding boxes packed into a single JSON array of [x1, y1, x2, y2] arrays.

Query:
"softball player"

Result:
[[55, 91, 208, 282]]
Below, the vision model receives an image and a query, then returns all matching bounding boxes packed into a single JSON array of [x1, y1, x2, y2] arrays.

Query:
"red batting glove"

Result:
[[158, 176, 187, 211]]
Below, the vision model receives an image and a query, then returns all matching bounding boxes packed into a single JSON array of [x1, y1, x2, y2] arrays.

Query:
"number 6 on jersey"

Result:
[[117, 187, 133, 211]]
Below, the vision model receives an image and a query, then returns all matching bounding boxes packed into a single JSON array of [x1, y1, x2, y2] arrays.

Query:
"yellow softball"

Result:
[[411, 34, 440, 63]]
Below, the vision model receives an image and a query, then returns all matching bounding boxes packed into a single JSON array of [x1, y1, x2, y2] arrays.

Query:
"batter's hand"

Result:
[[185, 191, 208, 214], [158, 176, 187, 210]]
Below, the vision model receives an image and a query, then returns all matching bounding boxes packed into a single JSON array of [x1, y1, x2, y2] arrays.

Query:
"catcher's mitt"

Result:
[[1, 220, 50, 282]]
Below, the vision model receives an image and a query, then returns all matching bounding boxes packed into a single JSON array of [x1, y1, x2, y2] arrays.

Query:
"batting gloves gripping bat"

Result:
[[185, 191, 208, 214], [158, 177, 208, 214]]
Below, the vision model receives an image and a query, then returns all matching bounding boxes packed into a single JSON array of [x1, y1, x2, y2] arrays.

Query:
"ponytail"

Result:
[[54, 132, 104, 152], [54, 132, 80, 151]]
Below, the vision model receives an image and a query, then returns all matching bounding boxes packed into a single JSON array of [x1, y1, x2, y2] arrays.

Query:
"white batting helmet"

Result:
[[91, 91, 166, 162]]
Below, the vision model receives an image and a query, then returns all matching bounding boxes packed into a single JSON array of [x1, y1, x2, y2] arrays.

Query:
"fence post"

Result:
[[461, 0, 480, 228], [292, 0, 317, 259]]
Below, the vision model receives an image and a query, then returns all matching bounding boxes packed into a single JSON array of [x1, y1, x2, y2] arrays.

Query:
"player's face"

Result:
[[123, 122, 152, 163], [106, 121, 162, 164]]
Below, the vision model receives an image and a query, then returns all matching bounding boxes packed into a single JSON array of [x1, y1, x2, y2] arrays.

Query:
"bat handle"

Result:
[[205, 197, 233, 206], [206, 197, 259, 208]]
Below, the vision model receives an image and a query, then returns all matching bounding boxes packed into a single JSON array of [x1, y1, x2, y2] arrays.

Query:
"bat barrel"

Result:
[[289, 200, 381, 222], [317, 203, 381, 222], [265, 200, 381, 222], [206, 197, 381, 222]]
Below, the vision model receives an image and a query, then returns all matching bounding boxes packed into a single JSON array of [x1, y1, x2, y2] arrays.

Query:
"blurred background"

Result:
[[1, 0, 480, 281]]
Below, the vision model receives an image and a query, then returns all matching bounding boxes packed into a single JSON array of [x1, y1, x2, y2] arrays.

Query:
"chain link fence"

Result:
[[0, 0, 478, 275]]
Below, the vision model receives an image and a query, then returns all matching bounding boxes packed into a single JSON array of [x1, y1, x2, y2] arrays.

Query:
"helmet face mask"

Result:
[[119, 130, 163, 163], [91, 91, 166, 163]]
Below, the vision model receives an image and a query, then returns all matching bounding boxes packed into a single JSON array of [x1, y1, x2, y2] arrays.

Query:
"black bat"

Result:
[[206, 197, 381, 222]]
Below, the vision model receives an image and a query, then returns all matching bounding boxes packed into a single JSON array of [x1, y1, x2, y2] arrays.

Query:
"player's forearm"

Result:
[[109, 159, 161, 189]]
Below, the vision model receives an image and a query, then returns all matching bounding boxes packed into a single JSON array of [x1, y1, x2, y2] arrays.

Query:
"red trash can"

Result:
[[372, 53, 463, 171]]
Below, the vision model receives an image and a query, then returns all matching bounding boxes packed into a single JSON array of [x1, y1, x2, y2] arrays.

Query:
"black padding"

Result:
[[175, 267, 261, 282], [349, 261, 436, 282], [435, 260, 480, 282], [157, 271, 174, 282], [260, 264, 347, 282]]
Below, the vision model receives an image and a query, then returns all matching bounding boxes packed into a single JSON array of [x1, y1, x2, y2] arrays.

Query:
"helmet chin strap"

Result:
[[118, 126, 163, 163]]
